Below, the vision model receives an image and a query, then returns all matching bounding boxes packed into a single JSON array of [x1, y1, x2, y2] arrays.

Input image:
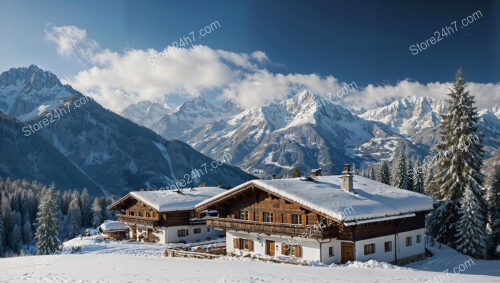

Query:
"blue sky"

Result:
[[0, 0, 499, 111]]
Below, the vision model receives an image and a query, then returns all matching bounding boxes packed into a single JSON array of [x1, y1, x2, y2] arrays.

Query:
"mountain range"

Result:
[[1, 65, 498, 191], [122, 90, 499, 178], [0, 66, 254, 196]]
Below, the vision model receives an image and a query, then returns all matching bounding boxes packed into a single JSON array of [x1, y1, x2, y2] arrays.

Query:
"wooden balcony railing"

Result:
[[116, 214, 159, 227], [206, 217, 338, 239]]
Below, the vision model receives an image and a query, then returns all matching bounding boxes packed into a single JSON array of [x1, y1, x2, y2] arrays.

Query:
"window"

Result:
[[240, 211, 249, 220], [137, 211, 143, 217], [193, 228, 201, 234], [384, 241, 392, 252], [145, 212, 151, 218], [416, 235, 421, 244], [263, 212, 273, 222], [328, 246, 334, 257], [234, 238, 254, 251], [177, 229, 189, 237], [364, 243, 375, 255], [282, 244, 302, 257], [291, 214, 302, 225], [128, 210, 135, 216], [406, 236, 412, 247]]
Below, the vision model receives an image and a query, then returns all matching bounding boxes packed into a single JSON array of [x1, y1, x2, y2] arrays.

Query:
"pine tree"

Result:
[[68, 199, 82, 238], [80, 189, 92, 228], [91, 198, 103, 227], [0, 211, 3, 256], [432, 69, 487, 257], [35, 185, 62, 255], [377, 162, 391, 185], [22, 217, 32, 246], [391, 150, 408, 190], [291, 164, 301, 178], [488, 167, 500, 252], [455, 183, 487, 258], [407, 159, 414, 192], [10, 223, 21, 252], [423, 162, 436, 197], [413, 162, 424, 194]]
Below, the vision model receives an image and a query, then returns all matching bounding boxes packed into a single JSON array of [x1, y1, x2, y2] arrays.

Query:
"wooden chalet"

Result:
[[196, 165, 434, 264], [108, 187, 226, 243]]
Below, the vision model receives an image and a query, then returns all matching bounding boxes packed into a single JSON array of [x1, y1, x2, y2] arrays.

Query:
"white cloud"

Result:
[[47, 25, 499, 113], [45, 25, 98, 57]]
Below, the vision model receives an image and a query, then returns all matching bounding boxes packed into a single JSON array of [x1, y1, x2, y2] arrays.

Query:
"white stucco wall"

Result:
[[164, 225, 223, 243], [226, 228, 426, 264], [226, 231, 323, 262], [354, 228, 426, 262]]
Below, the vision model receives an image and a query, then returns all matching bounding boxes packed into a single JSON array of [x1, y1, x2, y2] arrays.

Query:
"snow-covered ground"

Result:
[[0, 236, 499, 283]]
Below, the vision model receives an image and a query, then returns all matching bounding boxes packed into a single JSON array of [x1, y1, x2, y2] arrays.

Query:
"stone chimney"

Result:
[[311, 168, 321, 177], [341, 164, 354, 192]]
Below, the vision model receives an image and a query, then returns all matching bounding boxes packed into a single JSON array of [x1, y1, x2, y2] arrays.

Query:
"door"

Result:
[[266, 240, 275, 256], [341, 242, 354, 263]]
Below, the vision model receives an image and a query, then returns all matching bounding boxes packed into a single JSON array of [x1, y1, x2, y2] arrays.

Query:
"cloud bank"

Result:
[[45, 25, 500, 113]]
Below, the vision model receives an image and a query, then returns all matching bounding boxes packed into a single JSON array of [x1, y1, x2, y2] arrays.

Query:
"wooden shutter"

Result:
[[249, 211, 255, 221], [248, 240, 254, 251], [286, 214, 292, 223], [258, 212, 264, 222], [295, 246, 302, 258], [301, 214, 307, 225], [234, 238, 241, 249], [186, 229, 189, 236], [281, 244, 287, 255], [275, 213, 282, 223]]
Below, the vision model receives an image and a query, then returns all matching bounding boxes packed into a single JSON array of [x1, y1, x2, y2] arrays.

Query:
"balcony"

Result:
[[116, 214, 159, 227], [206, 217, 338, 239], [188, 218, 207, 226]]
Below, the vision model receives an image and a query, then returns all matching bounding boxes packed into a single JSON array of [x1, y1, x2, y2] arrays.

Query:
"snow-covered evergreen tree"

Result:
[[10, 223, 21, 252], [455, 183, 487, 258], [488, 167, 500, 252], [377, 162, 391, 185], [0, 212, 3, 256], [413, 162, 424, 194], [80, 189, 92, 228], [67, 199, 82, 238], [407, 159, 414, 192], [431, 69, 487, 257], [91, 198, 103, 227], [35, 185, 62, 255], [22, 217, 32, 246], [391, 150, 408, 190], [423, 162, 437, 197]]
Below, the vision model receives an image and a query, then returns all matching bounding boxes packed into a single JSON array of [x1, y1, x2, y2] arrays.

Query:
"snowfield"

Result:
[[0, 237, 499, 283]]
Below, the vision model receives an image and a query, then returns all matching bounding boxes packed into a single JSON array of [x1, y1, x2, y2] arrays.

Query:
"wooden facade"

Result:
[[109, 194, 205, 242], [197, 182, 427, 245]]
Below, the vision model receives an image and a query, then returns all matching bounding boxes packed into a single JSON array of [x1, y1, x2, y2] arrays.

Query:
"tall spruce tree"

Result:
[[432, 69, 487, 257], [407, 160, 415, 192], [35, 185, 62, 255], [377, 162, 391, 185], [291, 164, 301, 178], [80, 189, 92, 228], [391, 150, 408, 190], [0, 211, 3, 256], [488, 167, 500, 253], [413, 162, 424, 194]]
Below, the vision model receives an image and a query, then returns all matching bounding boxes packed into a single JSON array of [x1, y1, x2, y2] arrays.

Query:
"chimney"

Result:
[[341, 164, 354, 192], [311, 168, 321, 177], [217, 181, 222, 188], [272, 174, 276, 180]]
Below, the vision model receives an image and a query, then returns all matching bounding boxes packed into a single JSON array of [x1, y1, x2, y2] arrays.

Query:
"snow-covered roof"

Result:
[[99, 221, 129, 232], [197, 175, 434, 222], [129, 187, 227, 212]]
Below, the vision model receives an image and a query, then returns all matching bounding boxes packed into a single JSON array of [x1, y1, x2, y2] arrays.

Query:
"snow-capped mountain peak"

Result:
[[0, 65, 75, 121]]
